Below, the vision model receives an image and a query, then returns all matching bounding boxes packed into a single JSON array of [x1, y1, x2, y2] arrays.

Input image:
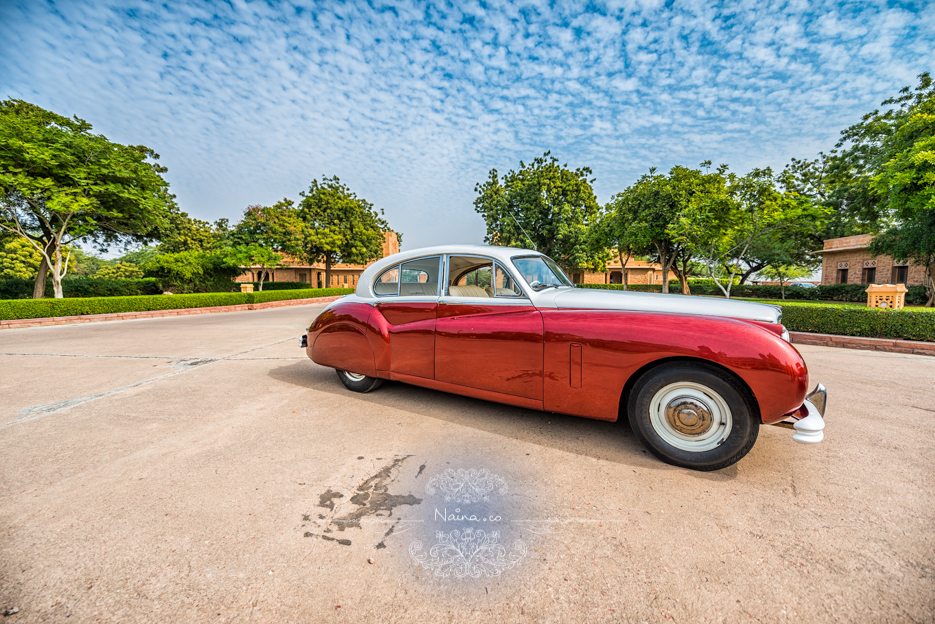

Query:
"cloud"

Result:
[[1, 0, 932, 250]]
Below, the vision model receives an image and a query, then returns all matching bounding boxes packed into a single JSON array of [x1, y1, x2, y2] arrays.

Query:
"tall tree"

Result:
[[673, 167, 823, 299], [864, 73, 935, 306], [588, 200, 649, 290], [297, 177, 391, 287], [474, 152, 602, 272], [226, 202, 304, 291], [0, 100, 176, 298], [611, 165, 715, 294]]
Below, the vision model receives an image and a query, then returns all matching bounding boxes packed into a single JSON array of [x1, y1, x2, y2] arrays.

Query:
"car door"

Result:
[[435, 256, 544, 401], [372, 256, 441, 379]]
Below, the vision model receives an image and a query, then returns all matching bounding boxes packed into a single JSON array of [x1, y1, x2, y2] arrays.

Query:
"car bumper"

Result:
[[775, 383, 827, 444]]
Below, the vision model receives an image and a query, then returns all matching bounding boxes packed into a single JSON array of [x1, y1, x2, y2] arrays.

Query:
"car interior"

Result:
[[373, 255, 525, 298]]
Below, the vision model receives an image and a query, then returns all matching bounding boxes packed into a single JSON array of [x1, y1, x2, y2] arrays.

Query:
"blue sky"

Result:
[[1, 0, 933, 251]]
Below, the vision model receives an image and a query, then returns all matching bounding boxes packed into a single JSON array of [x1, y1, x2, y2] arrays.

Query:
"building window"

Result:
[[892, 266, 908, 284], [861, 267, 876, 284], [317, 272, 322, 288], [838, 269, 848, 284], [344, 275, 348, 285]]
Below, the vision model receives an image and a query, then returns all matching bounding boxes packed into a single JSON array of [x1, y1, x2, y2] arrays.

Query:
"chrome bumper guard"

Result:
[[792, 383, 826, 444]]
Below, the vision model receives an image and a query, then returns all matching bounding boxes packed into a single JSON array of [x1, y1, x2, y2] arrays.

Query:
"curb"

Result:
[[0, 296, 344, 330], [789, 331, 935, 357]]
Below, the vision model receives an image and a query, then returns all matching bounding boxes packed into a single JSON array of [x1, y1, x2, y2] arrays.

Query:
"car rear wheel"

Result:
[[336, 370, 384, 393], [627, 363, 758, 471]]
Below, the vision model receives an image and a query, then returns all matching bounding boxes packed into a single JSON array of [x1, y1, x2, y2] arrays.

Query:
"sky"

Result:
[[1, 0, 933, 252]]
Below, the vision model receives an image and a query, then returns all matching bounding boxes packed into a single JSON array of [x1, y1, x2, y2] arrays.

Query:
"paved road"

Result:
[[0, 305, 932, 623]]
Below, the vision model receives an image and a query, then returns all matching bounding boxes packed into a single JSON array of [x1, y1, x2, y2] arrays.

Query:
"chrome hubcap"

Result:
[[649, 382, 732, 452], [344, 371, 366, 382], [665, 398, 714, 436]]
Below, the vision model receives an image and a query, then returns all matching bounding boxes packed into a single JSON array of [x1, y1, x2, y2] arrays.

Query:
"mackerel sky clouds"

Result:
[[2, 1, 933, 250]]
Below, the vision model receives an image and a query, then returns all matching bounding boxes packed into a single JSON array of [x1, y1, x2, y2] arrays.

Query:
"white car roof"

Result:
[[354, 245, 541, 299]]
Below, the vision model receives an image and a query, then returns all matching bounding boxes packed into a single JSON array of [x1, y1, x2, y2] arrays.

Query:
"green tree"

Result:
[[474, 152, 602, 272], [859, 74, 935, 306], [759, 265, 813, 300], [68, 247, 108, 277], [157, 209, 221, 253], [673, 167, 823, 299], [0, 100, 176, 298], [297, 177, 392, 287], [94, 262, 144, 280], [611, 165, 719, 294], [142, 250, 242, 294], [587, 202, 648, 290], [0, 236, 42, 278], [222, 244, 283, 291]]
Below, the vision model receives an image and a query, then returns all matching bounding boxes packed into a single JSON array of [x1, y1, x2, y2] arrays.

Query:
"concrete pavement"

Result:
[[0, 304, 932, 623]]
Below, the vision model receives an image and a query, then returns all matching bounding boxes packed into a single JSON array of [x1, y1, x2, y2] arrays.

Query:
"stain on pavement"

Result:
[[303, 455, 422, 547]]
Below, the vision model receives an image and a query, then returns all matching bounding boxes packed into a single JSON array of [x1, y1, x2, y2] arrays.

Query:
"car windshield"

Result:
[[512, 255, 575, 291]]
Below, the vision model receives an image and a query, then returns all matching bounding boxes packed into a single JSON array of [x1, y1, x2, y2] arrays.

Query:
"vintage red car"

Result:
[[304, 246, 826, 470]]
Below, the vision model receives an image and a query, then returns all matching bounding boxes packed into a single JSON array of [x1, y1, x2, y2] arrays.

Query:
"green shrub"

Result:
[[0, 288, 354, 320], [0, 277, 162, 299], [777, 302, 935, 342], [577, 281, 929, 305]]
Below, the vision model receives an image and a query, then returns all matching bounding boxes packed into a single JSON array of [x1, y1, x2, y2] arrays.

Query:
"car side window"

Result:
[[399, 256, 441, 297], [446, 256, 493, 298], [491, 262, 524, 297], [374, 265, 400, 296]]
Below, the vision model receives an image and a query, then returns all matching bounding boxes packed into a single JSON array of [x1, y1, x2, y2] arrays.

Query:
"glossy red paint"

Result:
[[376, 301, 436, 379], [541, 309, 808, 424], [308, 299, 809, 426], [435, 302, 544, 400], [390, 370, 544, 412]]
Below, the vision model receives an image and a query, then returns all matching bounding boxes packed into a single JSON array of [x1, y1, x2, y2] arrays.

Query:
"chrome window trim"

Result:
[[439, 297, 534, 306], [372, 254, 444, 298], [373, 263, 401, 297], [493, 260, 529, 299]]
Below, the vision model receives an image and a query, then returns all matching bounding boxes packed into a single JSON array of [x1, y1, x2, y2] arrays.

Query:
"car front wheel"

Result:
[[335, 369, 384, 393], [627, 363, 758, 471]]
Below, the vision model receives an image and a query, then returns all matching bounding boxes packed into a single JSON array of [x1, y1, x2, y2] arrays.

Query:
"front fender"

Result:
[[542, 309, 808, 423]]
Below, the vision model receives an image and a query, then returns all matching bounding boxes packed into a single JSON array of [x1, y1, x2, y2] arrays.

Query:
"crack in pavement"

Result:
[[2, 337, 296, 428]]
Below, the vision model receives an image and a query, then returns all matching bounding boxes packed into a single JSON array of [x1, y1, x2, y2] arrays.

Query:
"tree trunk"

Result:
[[780, 279, 786, 300], [51, 246, 65, 299], [655, 242, 670, 294], [31, 240, 55, 299], [33, 255, 49, 299], [325, 254, 332, 289], [738, 263, 766, 285], [258, 270, 265, 292], [618, 248, 631, 291], [926, 264, 935, 307]]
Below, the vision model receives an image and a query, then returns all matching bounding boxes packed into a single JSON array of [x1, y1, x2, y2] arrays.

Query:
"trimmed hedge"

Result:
[[0, 288, 354, 321], [776, 302, 935, 342], [574, 284, 935, 341], [0, 277, 162, 299], [577, 281, 929, 305]]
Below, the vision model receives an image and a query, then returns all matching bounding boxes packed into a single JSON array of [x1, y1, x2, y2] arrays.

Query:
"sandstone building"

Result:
[[816, 234, 926, 286], [236, 232, 400, 288]]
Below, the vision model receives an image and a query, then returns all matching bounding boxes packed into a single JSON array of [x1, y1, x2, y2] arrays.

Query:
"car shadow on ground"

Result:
[[268, 360, 740, 481]]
